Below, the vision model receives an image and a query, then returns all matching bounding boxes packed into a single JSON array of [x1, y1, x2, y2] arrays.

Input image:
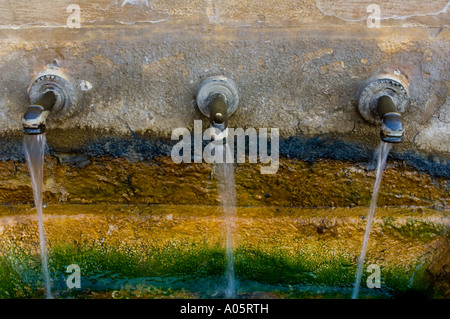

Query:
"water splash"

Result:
[[352, 141, 392, 299], [215, 142, 237, 298], [23, 134, 53, 299]]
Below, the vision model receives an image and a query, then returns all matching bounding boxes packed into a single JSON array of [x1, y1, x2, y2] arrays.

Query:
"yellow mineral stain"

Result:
[[377, 40, 411, 54], [91, 54, 115, 68], [303, 48, 334, 64], [0, 156, 447, 208], [320, 60, 345, 73], [0, 204, 446, 273], [141, 53, 187, 74]]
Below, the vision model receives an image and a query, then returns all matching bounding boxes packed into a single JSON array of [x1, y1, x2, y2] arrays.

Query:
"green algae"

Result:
[[234, 246, 356, 286], [0, 205, 447, 298], [0, 256, 35, 298], [381, 217, 448, 242], [0, 240, 436, 299], [0, 241, 227, 299]]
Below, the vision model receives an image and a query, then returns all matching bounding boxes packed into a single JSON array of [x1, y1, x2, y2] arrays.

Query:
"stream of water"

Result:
[[23, 133, 53, 299], [351, 141, 392, 299], [215, 142, 237, 298]]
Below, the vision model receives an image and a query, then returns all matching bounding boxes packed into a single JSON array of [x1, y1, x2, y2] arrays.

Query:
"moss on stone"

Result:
[[381, 218, 447, 242], [0, 204, 447, 298], [0, 239, 439, 299], [235, 245, 356, 286], [0, 241, 226, 299]]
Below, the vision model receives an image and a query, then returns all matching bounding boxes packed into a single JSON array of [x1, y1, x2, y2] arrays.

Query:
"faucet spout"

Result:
[[22, 91, 57, 135], [209, 93, 228, 132], [377, 95, 403, 143], [196, 75, 239, 144]]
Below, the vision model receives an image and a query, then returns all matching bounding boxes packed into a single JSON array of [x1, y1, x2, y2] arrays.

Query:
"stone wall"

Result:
[[0, 0, 448, 160], [0, 1, 449, 299]]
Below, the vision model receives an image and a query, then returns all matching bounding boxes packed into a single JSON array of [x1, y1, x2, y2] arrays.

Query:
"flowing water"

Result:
[[23, 134, 53, 299], [351, 141, 392, 299], [215, 142, 237, 298]]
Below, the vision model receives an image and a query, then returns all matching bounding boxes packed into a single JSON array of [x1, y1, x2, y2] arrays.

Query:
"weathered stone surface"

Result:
[[0, 0, 448, 300], [0, 204, 448, 298], [0, 0, 448, 160], [0, 156, 448, 207], [425, 241, 450, 298]]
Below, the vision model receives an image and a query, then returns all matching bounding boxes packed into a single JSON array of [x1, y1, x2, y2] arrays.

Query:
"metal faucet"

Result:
[[23, 71, 80, 135], [196, 76, 239, 142], [208, 93, 229, 132], [356, 74, 410, 144], [376, 95, 403, 143], [22, 91, 57, 135]]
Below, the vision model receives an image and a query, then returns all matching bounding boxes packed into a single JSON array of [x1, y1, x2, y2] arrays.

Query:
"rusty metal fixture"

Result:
[[22, 91, 57, 134], [23, 70, 79, 135], [377, 95, 403, 143], [356, 73, 410, 143], [196, 76, 239, 144], [196, 75, 239, 129], [208, 93, 228, 131]]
